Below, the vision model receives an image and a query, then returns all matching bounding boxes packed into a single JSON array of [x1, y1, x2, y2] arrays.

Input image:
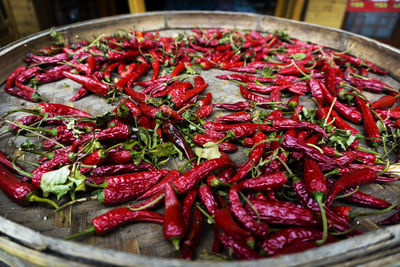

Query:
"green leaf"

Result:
[[131, 150, 145, 165], [261, 66, 274, 78], [117, 104, 130, 118], [194, 142, 221, 161], [94, 112, 116, 126], [70, 165, 86, 193], [273, 29, 291, 43], [291, 53, 306, 61], [50, 27, 64, 44], [40, 165, 72, 201], [148, 142, 178, 158]]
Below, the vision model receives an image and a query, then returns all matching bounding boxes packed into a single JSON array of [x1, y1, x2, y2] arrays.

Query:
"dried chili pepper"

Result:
[[162, 120, 196, 164], [90, 162, 156, 177], [180, 208, 204, 260], [246, 199, 319, 227], [219, 232, 260, 260], [229, 132, 267, 183], [304, 157, 328, 245], [237, 171, 287, 191], [326, 168, 377, 206], [229, 185, 269, 238], [198, 183, 218, 216], [356, 97, 381, 145], [193, 134, 237, 153], [95, 170, 168, 205], [163, 183, 185, 250], [64, 208, 163, 239], [0, 163, 60, 209], [173, 153, 235, 195], [63, 71, 109, 98]]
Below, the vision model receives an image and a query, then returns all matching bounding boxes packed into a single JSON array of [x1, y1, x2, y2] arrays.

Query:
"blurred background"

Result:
[[0, 0, 399, 47]]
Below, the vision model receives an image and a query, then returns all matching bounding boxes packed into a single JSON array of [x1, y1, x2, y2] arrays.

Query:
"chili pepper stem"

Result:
[[53, 196, 97, 213], [356, 202, 397, 217], [171, 238, 180, 251], [4, 120, 66, 149], [314, 193, 328, 245], [330, 221, 360, 236], [335, 186, 359, 199], [129, 193, 165, 211], [195, 203, 214, 224], [63, 225, 96, 240], [12, 157, 33, 178], [26, 193, 65, 222]]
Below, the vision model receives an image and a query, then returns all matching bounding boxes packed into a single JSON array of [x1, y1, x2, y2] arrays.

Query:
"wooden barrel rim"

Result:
[[1, 11, 400, 266]]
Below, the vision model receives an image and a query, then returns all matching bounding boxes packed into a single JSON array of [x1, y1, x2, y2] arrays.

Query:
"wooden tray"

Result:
[[1, 11, 400, 266]]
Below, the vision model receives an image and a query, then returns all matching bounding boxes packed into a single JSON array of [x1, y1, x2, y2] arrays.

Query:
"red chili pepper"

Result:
[[90, 162, 156, 177], [216, 73, 274, 83], [63, 71, 109, 97], [96, 170, 168, 205], [238, 171, 287, 191], [163, 183, 185, 250], [137, 170, 180, 200], [272, 118, 328, 138], [196, 92, 212, 108], [5, 66, 26, 89], [371, 95, 396, 110], [356, 97, 381, 145], [198, 183, 217, 216], [215, 111, 252, 124], [173, 153, 235, 194], [281, 134, 332, 164], [162, 120, 196, 165], [304, 157, 328, 244], [261, 227, 335, 256], [246, 199, 319, 227], [308, 80, 324, 106], [107, 50, 140, 61], [378, 210, 400, 226], [5, 87, 46, 103], [37, 103, 91, 118], [320, 81, 362, 124], [139, 103, 162, 119], [317, 107, 359, 135], [0, 163, 58, 210], [181, 188, 197, 231], [204, 121, 276, 139], [171, 62, 189, 77], [69, 208, 163, 238], [172, 83, 208, 108], [229, 185, 269, 238], [247, 83, 289, 95], [219, 232, 261, 260], [123, 63, 149, 88], [292, 179, 362, 235], [103, 62, 120, 82], [25, 52, 70, 64], [180, 208, 204, 260], [240, 85, 272, 108], [326, 168, 377, 207], [213, 101, 254, 111], [215, 206, 252, 241], [193, 134, 237, 153], [69, 86, 90, 101], [229, 132, 267, 183]]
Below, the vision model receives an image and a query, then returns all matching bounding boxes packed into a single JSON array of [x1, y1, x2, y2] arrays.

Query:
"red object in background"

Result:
[[347, 0, 400, 13]]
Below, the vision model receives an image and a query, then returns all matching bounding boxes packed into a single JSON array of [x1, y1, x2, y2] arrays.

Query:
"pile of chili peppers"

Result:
[[2, 26, 400, 260]]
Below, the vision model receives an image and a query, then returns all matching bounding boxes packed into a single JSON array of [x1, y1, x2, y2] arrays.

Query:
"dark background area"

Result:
[[1, 1, 400, 47]]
